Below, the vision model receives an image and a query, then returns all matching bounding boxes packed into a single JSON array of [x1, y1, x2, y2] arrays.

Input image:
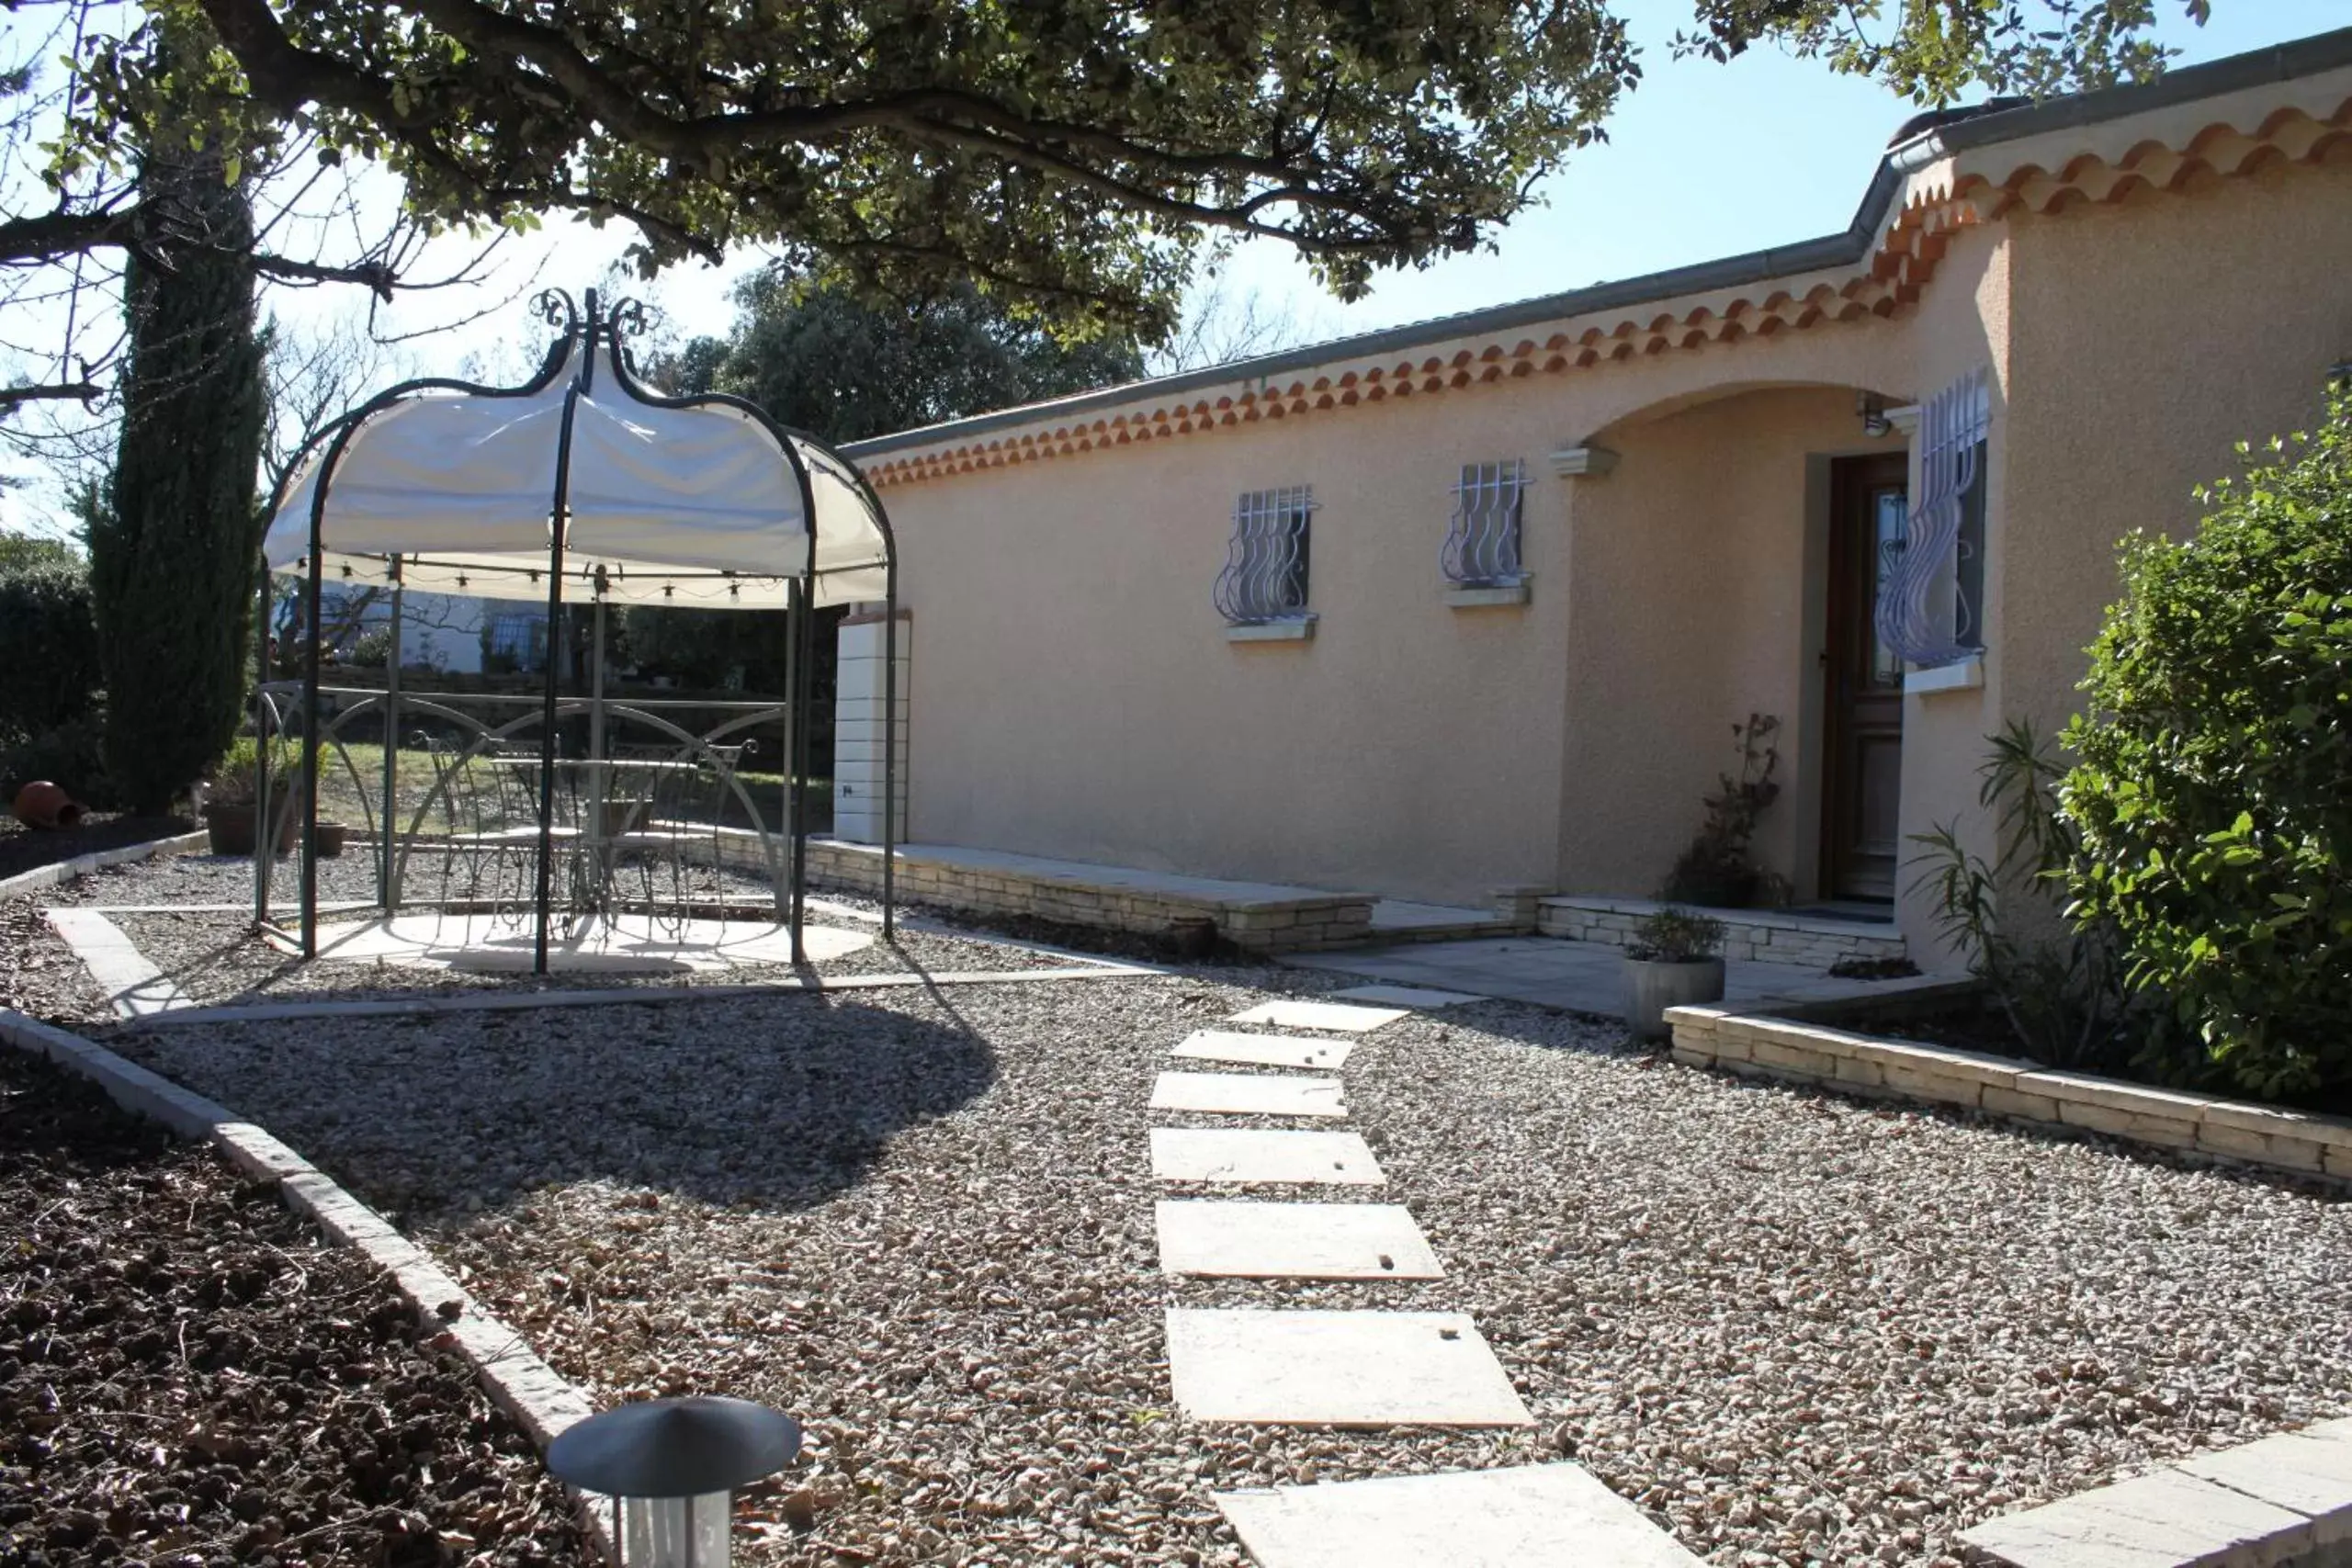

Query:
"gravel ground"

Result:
[[97, 910, 1091, 1010], [0, 1047, 588, 1568], [5, 850, 1102, 1021], [99, 968, 2352, 1567]]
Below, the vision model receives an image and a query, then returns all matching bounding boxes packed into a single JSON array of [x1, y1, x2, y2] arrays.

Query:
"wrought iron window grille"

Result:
[[1441, 460, 1526, 586], [1876, 367, 1991, 667], [1215, 486, 1316, 623]]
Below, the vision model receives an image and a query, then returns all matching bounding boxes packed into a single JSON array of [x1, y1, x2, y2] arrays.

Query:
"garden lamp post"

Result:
[[547, 1395, 801, 1566]]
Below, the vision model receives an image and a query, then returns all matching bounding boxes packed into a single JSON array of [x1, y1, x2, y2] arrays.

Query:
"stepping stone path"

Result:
[[1223, 998, 1408, 1032], [1166, 1308, 1531, 1427], [1171, 1029, 1355, 1070], [1326, 983, 1483, 1008], [1150, 1070, 1347, 1118], [1130, 992, 1706, 1562], [1215, 1464, 1708, 1567], [1149, 1128, 1385, 1185], [1155, 1201, 1441, 1280], [45, 908, 191, 1017]]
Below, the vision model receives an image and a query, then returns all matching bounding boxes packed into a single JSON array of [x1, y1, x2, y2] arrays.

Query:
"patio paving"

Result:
[[1282, 934, 1903, 1016]]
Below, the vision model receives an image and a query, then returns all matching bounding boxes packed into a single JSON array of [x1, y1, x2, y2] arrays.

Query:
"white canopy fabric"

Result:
[[263, 338, 891, 609]]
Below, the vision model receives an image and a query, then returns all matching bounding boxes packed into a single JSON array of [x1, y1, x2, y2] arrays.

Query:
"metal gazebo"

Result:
[[254, 288, 899, 973]]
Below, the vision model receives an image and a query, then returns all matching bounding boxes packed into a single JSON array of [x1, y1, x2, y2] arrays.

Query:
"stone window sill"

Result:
[[1905, 653, 1984, 695], [1226, 615, 1317, 643], [1444, 579, 1530, 608]]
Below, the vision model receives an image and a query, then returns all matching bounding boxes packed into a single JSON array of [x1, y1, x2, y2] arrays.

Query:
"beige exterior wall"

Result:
[[881, 321, 1910, 908], [888, 389, 1589, 907], [1889, 222, 2012, 961], [2002, 152, 2352, 735], [862, 85, 2352, 952]]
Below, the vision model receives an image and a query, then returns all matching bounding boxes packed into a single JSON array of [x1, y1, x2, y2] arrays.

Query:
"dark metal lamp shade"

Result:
[[548, 1396, 802, 1499]]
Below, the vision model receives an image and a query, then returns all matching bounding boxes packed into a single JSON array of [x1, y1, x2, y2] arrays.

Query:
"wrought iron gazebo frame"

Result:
[[254, 287, 901, 974]]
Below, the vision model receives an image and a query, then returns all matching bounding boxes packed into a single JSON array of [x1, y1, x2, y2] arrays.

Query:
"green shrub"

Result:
[[1909, 722, 2167, 1077], [2060, 394, 2352, 1103], [0, 553, 104, 743], [1626, 906, 1724, 964], [348, 625, 394, 669]]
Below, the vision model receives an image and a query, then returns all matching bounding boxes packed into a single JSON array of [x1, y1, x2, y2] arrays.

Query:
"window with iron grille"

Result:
[[1876, 367, 1991, 668], [1214, 486, 1315, 623], [1441, 460, 1525, 586]]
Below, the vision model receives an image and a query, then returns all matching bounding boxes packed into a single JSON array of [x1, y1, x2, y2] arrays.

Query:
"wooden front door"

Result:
[[1821, 454, 1909, 902]]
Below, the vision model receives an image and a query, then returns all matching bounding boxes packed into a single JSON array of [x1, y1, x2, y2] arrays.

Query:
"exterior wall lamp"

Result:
[[1857, 391, 1894, 437], [547, 1395, 802, 1566]]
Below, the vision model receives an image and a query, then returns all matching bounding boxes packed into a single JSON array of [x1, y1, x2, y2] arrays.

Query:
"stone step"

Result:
[[1538, 895, 1905, 967]]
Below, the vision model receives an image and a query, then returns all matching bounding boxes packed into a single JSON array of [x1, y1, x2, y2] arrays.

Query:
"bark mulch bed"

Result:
[[0, 1048, 589, 1568], [0, 818, 190, 886]]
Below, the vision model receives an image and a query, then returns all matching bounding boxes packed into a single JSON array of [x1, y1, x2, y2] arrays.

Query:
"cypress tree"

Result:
[[88, 73, 266, 816]]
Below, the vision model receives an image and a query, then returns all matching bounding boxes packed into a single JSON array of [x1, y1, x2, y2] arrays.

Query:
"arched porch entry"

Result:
[[1555, 380, 1913, 910]]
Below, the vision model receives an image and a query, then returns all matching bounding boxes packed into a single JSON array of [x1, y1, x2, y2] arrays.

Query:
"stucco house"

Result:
[[826, 30, 2352, 963]]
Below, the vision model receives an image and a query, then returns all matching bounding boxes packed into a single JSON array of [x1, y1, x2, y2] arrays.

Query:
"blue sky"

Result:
[[1211, 0, 2352, 345]]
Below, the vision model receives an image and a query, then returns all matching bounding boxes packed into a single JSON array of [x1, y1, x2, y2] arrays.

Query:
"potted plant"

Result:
[[1623, 905, 1727, 1042], [202, 739, 347, 857]]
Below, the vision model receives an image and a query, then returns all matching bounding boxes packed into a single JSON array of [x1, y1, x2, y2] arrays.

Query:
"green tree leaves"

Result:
[[655, 272, 1146, 445]]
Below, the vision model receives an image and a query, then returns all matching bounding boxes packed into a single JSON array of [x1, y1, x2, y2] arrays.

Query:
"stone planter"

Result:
[[1623, 956, 1725, 1042]]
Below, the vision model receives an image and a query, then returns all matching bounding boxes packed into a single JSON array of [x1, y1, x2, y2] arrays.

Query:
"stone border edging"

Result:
[[1665, 997, 2352, 1183], [1955, 1416, 2352, 1565], [0, 1006, 619, 1561], [0, 829, 209, 904]]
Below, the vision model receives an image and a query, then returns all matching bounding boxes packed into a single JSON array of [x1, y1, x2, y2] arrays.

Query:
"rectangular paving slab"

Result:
[[1150, 1129, 1385, 1186], [1171, 1030, 1355, 1070], [1155, 1201, 1441, 1280], [1150, 1071, 1346, 1118], [1957, 1469, 2314, 1567], [45, 908, 191, 1017], [1227, 998, 1409, 1032], [1327, 984, 1484, 1008], [2175, 1430, 2352, 1548], [1165, 1308, 1532, 1427], [1215, 1464, 1705, 1566]]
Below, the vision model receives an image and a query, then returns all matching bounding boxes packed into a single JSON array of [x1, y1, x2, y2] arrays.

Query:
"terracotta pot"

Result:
[[202, 802, 294, 857], [11, 780, 84, 831], [314, 821, 348, 858]]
